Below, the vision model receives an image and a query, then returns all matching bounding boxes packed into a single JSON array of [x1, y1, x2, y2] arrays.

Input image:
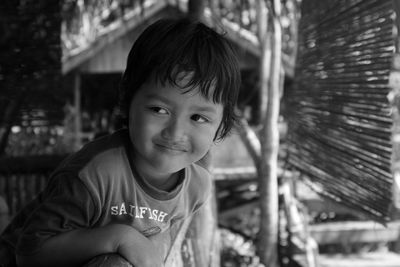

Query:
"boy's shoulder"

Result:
[[186, 162, 213, 201], [54, 129, 130, 176]]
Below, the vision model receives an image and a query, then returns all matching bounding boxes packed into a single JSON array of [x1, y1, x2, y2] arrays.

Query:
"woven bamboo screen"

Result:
[[286, 0, 395, 222]]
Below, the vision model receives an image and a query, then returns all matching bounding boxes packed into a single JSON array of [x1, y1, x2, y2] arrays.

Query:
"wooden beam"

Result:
[[300, 198, 365, 217], [309, 220, 400, 245], [73, 72, 82, 150], [313, 252, 400, 267], [0, 155, 67, 174]]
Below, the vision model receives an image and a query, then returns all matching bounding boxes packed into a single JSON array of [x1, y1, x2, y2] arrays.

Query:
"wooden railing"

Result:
[[0, 173, 48, 216], [0, 155, 67, 216]]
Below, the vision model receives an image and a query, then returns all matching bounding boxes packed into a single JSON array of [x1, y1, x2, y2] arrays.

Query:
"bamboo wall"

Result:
[[286, 0, 395, 222]]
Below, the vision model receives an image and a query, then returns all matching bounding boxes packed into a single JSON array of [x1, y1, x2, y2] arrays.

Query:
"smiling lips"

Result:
[[155, 142, 188, 154]]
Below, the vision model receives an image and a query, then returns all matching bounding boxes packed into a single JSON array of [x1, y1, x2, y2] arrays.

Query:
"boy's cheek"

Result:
[[193, 130, 216, 152]]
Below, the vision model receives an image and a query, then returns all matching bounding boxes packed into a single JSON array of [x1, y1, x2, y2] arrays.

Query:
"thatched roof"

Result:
[[285, 0, 394, 222]]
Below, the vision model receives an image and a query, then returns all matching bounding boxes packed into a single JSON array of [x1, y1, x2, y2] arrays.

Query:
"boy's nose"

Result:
[[161, 118, 187, 141]]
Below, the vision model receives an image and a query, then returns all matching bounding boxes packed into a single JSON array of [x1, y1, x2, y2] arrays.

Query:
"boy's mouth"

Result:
[[154, 142, 188, 153]]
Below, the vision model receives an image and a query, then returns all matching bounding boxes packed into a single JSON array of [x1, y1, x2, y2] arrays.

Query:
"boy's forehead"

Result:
[[170, 71, 218, 100], [140, 75, 218, 106]]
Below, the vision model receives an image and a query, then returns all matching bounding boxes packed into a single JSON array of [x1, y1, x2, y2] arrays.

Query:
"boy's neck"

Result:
[[143, 171, 180, 192], [126, 138, 183, 192]]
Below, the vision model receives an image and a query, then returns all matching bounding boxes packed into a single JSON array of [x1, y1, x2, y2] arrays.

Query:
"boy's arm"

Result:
[[17, 224, 163, 267]]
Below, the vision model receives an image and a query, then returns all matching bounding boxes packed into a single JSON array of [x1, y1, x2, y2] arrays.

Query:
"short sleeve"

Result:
[[16, 172, 97, 256], [195, 150, 212, 171], [190, 163, 213, 213]]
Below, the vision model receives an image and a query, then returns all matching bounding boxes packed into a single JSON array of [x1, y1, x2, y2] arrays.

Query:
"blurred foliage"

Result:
[[220, 228, 265, 267], [0, 0, 64, 128], [5, 126, 70, 156]]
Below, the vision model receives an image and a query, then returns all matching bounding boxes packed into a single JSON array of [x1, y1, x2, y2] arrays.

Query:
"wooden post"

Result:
[[256, 0, 282, 266], [390, 0, 400, 253], [0, 196, 10, 233], [74, 72, 82, 150]]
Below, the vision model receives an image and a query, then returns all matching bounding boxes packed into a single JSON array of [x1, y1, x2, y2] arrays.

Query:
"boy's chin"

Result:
[[147, 154, 205, 175], [152, 156, 198, 173], [156, 165, 186, 176]]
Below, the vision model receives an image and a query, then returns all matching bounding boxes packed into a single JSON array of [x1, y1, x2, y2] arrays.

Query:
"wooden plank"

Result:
[[301, 198, 364, 217], [315, 252, 400, 267], [309, 220, 400, 244], [0, 155, 67, 174]]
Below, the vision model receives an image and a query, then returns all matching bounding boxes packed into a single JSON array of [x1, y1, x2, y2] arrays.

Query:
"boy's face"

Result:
[[128, 75, 223, 182]]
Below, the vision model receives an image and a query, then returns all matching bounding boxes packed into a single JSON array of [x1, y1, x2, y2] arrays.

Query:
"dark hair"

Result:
[[118, 18, 241, 140]]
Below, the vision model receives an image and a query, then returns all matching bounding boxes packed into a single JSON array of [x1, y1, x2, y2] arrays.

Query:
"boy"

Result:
[[0, 17, 240, 266]]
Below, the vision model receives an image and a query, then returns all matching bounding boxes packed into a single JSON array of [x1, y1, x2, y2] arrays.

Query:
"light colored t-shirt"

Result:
[[0, 129, 212, 262]]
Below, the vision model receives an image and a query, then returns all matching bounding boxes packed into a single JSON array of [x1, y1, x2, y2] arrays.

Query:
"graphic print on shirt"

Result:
[[110, 202, 169, 222]]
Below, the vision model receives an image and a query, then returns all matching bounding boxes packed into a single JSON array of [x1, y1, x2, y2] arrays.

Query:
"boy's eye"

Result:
[[149, 107, 168, 114], [191, 114, 209, 123]]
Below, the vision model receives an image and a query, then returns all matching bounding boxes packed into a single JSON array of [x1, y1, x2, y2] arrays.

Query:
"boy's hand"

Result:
[[83, 254, 133, 267], [116, 226, 164, 267]]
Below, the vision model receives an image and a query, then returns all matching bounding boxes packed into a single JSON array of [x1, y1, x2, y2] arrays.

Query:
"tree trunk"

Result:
[[256, 0, 282, 266]]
